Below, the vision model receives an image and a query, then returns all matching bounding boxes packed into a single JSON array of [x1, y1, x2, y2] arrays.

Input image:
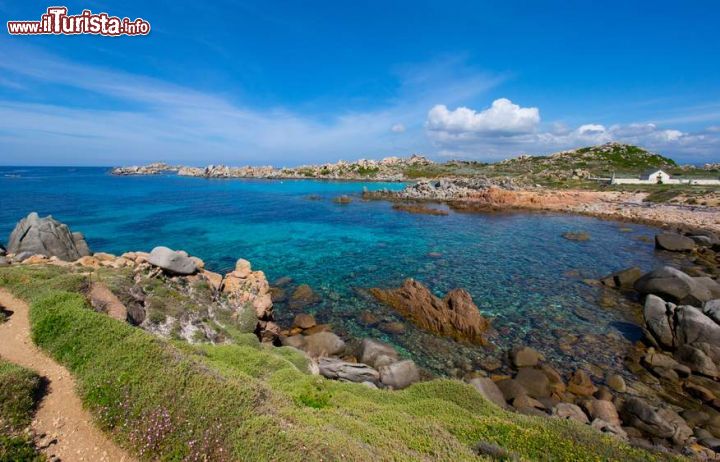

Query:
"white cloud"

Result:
[[426, 98, 540, 136], [391, 123, 406, 133]]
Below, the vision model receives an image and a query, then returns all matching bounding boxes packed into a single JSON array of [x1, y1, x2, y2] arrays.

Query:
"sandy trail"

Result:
[[0, 289, 134, 462]]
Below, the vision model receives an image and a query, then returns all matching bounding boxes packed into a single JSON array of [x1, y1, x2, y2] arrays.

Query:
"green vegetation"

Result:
[[399, 143, 720, 197], [0, 359, 45, 462], [0, 265, 673, 461]]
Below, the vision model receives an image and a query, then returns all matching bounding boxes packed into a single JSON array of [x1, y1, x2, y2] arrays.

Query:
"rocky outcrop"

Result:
[[222, 258, 277, 343], [370, 279, 490, 344], [7, 212, 91, 261], [111, 163, 178, 175], [147, 246, 198, 275]]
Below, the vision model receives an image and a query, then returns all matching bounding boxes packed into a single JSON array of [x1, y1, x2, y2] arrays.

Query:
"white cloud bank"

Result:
[[427, 98, 539, 135], [426, 99, 720, 162]]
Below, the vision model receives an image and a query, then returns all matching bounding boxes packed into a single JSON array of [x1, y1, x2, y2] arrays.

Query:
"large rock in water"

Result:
[[147, 246, 197, 275], [655, 233, 696, 252], [370, 279, 490, 344], [635, 266, 714, 305], [7, 212, 91, 261]]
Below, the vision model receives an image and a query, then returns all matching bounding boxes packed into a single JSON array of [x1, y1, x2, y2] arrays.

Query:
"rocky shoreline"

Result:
[[6, 212, 720, 459], [364, 179, 720, 234]]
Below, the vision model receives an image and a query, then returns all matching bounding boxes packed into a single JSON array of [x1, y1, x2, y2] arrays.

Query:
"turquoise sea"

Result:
[[0, 167, 676, 376]]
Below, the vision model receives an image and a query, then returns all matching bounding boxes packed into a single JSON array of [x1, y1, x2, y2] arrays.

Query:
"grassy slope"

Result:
[[0, 265, 671, 461], [0, 359, 44, 462]]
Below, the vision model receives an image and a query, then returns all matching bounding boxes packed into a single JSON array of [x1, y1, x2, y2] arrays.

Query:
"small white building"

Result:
[[610, 169, 720, 185]]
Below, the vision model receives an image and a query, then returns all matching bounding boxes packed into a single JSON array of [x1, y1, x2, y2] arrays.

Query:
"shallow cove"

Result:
[[0, 167, 677, 377]]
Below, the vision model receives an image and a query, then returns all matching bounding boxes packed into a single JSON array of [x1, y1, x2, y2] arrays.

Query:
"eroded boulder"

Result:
[[147, 246, 197, 275], [7, 212, 91, 261], [318, 358, 380, 383]]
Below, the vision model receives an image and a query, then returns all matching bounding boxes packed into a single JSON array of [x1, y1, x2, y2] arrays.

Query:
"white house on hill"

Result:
[[610, 169, 720, 185]]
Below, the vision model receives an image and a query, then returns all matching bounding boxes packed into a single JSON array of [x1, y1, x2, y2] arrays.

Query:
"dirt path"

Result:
[[0, 289, 134, 462]]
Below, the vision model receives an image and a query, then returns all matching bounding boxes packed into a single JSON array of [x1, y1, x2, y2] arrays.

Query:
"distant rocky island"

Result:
[[112, 154, 433, 181]]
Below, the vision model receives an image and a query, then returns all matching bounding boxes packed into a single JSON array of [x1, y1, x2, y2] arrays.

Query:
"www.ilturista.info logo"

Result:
[[7, 7, 150, 36]]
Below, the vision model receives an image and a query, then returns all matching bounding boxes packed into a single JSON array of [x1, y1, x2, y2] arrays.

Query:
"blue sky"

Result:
[[1, 0, 719, 166]]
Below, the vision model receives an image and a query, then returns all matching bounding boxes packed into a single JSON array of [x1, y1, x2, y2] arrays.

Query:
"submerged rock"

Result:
[[370, 279, 490, 344], [289, 284, 321, 310], [7, 212, 91, 261]]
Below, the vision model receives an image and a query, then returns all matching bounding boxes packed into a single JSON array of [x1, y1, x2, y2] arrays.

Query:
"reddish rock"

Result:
[[370, 278, 490, 344], [567, 370, 597, 397]]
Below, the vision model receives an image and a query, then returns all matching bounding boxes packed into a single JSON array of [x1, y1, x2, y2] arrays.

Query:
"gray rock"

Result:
[[675, 305, 720, 347], [359, 339, 399, 368], [691, 341, 720, 363], [318, 358, 380, 383], [590, 419, 628, 440], [643, 294, 676, 349], [676, 344, 719, 377], [655, 233, 696, 252], [7, 212, 91, 261], [704, 299, 720, 324], [695, 277, 720, 300], [379, 360, 420, 389], [621, 398, 675, 439], [0, 256, 8, 267], [514, 367, 551, 399], [690, 235, 714, 247], [12, 251, 33, 262], [303, 332, 345, 357], [147, 246, 197, 275], [469, 377, 507, 408], [635, 266, 712, 305], [551, 402, 589, 424], [656, 407, 693, 445]]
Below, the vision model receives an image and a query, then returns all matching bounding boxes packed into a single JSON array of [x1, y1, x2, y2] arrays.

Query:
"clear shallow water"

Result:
[[0, 167, 674, 376]]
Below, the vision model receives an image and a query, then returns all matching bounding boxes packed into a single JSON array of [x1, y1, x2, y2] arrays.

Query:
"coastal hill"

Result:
[[111, 142, 712, 188]]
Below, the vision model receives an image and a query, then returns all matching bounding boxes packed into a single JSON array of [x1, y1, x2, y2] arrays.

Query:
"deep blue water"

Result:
[[0, 167, 675, 376]]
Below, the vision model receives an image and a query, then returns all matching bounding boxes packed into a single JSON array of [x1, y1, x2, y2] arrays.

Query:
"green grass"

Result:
[[0, 359, 45, 462], [0, 265, 674, 461]]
